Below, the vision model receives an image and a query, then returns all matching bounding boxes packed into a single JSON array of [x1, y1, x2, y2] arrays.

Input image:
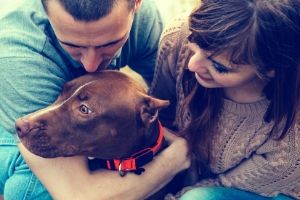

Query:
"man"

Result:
[[0, 0, 190, 199]]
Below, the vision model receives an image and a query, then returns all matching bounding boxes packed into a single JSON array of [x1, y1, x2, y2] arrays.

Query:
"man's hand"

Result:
[[161, 127, 191, 172], [18, 129, 191, 200]]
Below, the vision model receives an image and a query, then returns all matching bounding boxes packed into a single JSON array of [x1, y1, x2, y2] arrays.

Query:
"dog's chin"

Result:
[[29, 147, 77, 158], [21, 140, 76, 158], [26, 145, 58, 158]]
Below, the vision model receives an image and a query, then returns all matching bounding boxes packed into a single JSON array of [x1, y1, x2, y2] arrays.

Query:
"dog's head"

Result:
[[15, 71, 169, 158]]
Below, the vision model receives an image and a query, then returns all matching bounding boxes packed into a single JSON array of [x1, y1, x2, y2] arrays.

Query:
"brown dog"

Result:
[[15, 71, 170, 175]]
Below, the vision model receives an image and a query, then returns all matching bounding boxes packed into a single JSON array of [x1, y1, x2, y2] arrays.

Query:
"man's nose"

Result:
[[81, 48, 103, 72]]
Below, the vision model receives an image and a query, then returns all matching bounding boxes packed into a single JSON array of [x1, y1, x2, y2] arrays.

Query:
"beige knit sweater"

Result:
[[150, 16, 300, 199]]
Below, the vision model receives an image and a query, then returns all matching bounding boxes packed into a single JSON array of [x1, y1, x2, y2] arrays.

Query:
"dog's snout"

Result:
[[15, 119, 31, 138]]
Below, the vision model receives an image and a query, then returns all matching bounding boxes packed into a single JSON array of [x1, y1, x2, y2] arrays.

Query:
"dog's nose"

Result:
[[15, 119, 31, 138]]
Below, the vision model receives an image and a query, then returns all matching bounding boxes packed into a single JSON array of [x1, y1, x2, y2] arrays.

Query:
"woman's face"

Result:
[[187, 42, 261, 90]]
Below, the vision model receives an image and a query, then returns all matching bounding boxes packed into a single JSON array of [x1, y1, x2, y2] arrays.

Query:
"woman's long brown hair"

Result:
[[180, 0, 300, 175]]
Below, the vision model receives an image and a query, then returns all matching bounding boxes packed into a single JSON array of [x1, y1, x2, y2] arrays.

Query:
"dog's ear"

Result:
[[139, 93, 169, 126]]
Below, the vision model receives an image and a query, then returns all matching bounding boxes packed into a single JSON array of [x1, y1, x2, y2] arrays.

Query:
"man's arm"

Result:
[[19, 129, 190, 200], [0, 55, 190, 199]]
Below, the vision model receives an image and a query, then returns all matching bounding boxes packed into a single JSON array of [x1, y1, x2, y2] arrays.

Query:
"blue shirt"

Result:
[[0, 0, 163, 136]]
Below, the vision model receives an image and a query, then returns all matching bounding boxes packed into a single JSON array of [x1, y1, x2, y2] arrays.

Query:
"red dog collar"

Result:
[[95, 120, 164, 176]]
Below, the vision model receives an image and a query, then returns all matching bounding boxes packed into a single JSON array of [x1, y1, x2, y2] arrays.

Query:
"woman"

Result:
[[150, 0, 300, 199]]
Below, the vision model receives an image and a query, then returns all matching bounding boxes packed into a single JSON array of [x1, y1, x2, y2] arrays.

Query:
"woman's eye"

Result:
[[212, 62, 230, 73], [208, 57, 231, 74], [79, 104, 92, 114]]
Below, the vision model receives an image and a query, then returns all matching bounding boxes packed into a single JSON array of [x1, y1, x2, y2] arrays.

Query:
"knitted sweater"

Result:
[[150, 16, 300, 199]]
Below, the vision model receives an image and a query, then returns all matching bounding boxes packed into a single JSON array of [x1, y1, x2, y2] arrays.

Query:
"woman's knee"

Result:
[[179, 186, 271, 200], [180, 187, 224, 200]]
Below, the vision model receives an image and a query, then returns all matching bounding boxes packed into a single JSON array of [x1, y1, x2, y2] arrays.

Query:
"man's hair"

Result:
[[41, 0, 136, 21]]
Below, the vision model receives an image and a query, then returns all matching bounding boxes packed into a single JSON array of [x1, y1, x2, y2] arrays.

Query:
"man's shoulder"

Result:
[[117, 0, 163, 78], [0, 0, 50, 57], [136, 0, 161, 19], [0, 1, 70, 84], [131, 0, 163, 32]]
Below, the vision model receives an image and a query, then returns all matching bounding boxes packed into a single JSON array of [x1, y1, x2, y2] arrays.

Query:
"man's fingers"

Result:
[[161, 127, 191, 170]]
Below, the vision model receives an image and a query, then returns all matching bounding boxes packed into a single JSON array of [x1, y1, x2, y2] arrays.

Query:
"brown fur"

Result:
[[15, 70, 169, 159]]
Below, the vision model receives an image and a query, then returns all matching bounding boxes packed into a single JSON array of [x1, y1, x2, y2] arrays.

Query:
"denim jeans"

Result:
[[180, 187, 294, 200], [0, 125, 52, 200]]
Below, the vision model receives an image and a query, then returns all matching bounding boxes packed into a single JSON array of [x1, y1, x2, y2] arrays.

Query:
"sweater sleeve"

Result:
[[217, 123, 300, 198], [149, 18, 188, 130], [169, 122, 300, 199]]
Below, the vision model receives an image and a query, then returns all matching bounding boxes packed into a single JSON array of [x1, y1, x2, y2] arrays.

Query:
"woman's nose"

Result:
[[188, 53, 209, 73]]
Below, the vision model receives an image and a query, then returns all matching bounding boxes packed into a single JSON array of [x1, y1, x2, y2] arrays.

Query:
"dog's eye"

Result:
[[79, 105, 92, 114]]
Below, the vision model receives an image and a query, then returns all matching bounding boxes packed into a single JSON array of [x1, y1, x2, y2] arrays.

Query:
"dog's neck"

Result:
[[139, 119, 163, 152], [89, 120, 164, 176]]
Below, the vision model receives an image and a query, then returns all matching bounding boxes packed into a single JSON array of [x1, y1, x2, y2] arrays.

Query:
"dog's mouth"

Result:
[[19, 132, 54, 158], [26, 142, 58, 158], [22, 138, 77, 158], [17, 127, 67, 158]]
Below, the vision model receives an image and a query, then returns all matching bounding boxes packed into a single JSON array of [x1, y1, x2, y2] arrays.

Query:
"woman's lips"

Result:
[[195, 73, 213, 81]]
